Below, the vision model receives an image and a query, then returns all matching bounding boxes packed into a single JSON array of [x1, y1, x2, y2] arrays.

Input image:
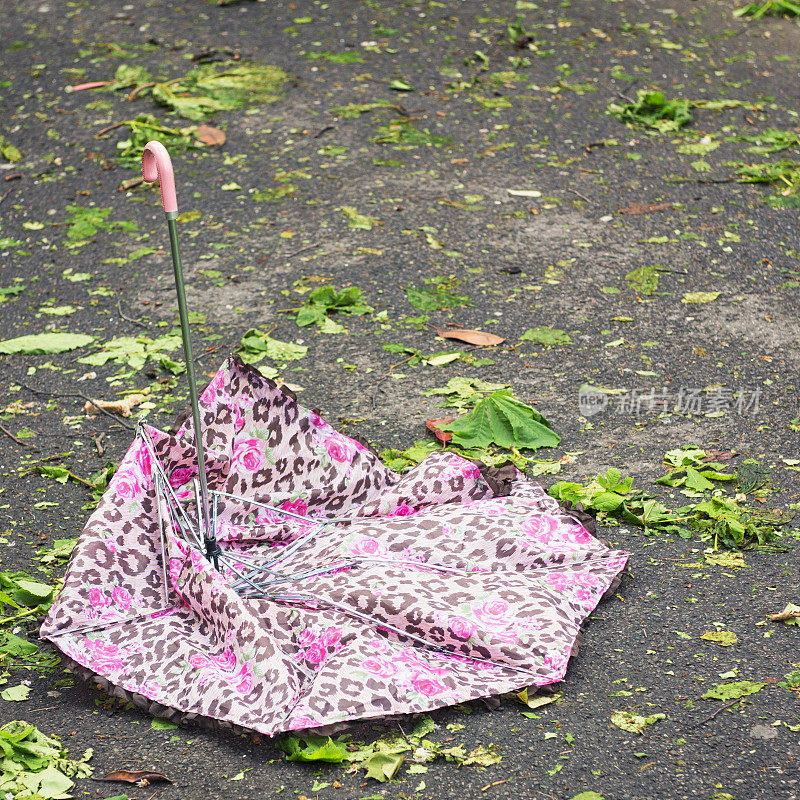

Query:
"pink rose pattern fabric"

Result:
[[41, 356, 629, 736]]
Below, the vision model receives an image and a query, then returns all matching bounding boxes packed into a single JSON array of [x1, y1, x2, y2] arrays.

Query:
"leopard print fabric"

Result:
[[41, 356, 629, 735]]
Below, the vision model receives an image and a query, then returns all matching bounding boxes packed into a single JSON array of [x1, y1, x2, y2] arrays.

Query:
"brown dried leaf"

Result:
[[195, 125, 226, 146], [769, 603, 800, 622], [426, 417, 454, 443], [618, 201, 674, 215], [702, 450, 738, 461], [434, 327, 505, 347], [83, 393, 147, 418], [96, 770, 172, 784]]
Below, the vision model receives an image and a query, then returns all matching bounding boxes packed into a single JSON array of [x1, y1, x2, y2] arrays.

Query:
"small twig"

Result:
[[127, 82, 155, 101], [16, 381, 135, 429], [481, 776, 538, 793], [0, 422, 36, 449], [0, 188, 13, 207], [688, 698, 740, 729], [314, 125, 336, 138], [94, 121, 127, 138], [93, 432, 105, 457], [567, 187, 591, 203], [396, 723, 412, 745], [117, 299, 148, 328], [283, 243, 322, 259], [118, 177, 144, 192]]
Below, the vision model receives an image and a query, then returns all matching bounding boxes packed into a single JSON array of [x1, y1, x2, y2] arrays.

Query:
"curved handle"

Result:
[[142, 140, 178, 214]]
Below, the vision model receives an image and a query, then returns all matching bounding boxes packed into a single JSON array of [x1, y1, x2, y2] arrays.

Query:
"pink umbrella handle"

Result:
[[142, 140, 178, 214]]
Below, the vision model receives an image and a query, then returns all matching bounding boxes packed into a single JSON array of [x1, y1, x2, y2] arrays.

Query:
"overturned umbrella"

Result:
[[41, 143, 629, 735]]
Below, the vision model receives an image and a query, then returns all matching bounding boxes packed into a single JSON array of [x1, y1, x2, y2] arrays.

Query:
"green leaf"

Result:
[[239, 330, 308, 364], [700, 630, 738, 646], [682, 291, 721, 304], [437, 390, 560, 451], [339, 206, 381, 230], [106, 63, 152, 90], [519, 326, 572, 346], [151, 718, 178, 730], [13, 580, 54, 608], [608, 89, 692, 132], [0, 333, 94, 355], [684, 467, 715, 492], [277, 733, 348, 763], [364, 751, 404, 781], [569, 793, 606, 800], [1, 685, 31, 702], [0, 135, 22, 162], [625, 265, 659, 295], [293, 285, 373, 330], [0, 633, 40, 658], [405, 285, 471, 311], [610, 711, 666, 733], [592, 492, 626, 512], [702, 681, 765, 701], [151, 62, 291, 121]]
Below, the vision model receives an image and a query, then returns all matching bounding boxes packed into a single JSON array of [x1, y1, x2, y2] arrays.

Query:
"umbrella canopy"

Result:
[[41, 356, 629, 735]]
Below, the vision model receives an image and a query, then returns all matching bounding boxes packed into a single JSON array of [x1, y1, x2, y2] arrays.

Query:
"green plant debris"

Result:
[[682, 291, 720, 304], [0, 135, 22, 162], [64, 204, 137, 248], [292, 286, 373, 332], [735, 160, 800, 207], [339, 206, 381, 230], [569, 794, 605, 800], [738, 459, 771, 494], [1, 684, 31, 702], [238, 329, 307, 366], [608, 90, 692, 132], [22, 461, 116, 510], [373, 118, 453, 149], [0, 720, 93, 799], [626, 265, 659, 295], [778, 673, 800, 699], [36, 540, 77, 567], [329, 100, 393, 118], [704, 550, 746, 569], [424, 377, 510, 409], [550, 465, 783, 550], [734, 0, 800, 17], [692, 495, 780, 549], [656, 447, 736, 492], [114, 114, 204, 168], [700, 630, 739, 646], [113, 62, 292, 121], [303, 50, 365, 64], [702, 681, 765, 701], [78, 334, 184, 374], [379, 440, 441, 472], [437, 390, 561, 451], [519, 326, 572, 346], [610, 711, 665, 733], [405, 281, 471, 311], [278, 715, 499, 782], [382, 343, 471, 368], [0, 333, 94, 355], [0, 285, 25, 303], [738, 128, 800, 155]]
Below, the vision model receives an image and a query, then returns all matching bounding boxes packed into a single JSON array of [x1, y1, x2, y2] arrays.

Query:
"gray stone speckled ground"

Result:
[[0, 0, 799, 798]]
